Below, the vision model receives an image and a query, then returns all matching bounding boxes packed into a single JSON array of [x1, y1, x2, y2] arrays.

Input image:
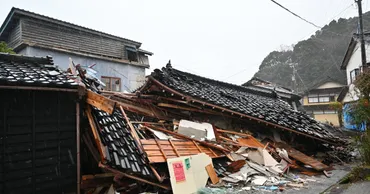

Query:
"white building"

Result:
[[339, 33, 370, 103]]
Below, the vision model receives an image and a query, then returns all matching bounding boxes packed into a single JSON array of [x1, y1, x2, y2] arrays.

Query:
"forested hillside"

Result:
[[254, 12, 370, 93]]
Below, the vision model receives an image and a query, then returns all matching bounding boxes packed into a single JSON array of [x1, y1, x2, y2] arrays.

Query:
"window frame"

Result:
[[307, 93, 336, 103], [350, 68, 360, 83], [101, 76, 121, 92], [126, 46, 138, 62]]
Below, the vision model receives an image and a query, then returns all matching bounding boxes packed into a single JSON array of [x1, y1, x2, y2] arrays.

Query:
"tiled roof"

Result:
[[150, 66, 342, 143], [0, 53, 78, 88], [91, 106, 153, 177]]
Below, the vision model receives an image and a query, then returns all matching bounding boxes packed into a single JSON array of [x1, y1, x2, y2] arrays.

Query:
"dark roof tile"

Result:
[[0, 53, 77, 88], [91, 106, 153, 178], [150, 66, 343, 144]]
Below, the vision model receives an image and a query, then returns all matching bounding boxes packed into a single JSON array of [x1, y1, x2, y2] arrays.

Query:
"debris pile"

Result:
[[76, 64, 353, 193], [0, 53, 354, 194]]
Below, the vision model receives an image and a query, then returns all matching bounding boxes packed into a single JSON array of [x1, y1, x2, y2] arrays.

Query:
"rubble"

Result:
[[0, 53, 356, 194]]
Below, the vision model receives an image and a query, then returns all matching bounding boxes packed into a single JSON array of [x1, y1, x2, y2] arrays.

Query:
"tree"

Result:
[[0, 41, 15, 54], [350, 69, 370, 164]]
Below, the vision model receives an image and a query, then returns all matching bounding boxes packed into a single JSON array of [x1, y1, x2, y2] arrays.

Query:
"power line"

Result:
[[222, 2, 354, 81], [270, 0, 322, 28]]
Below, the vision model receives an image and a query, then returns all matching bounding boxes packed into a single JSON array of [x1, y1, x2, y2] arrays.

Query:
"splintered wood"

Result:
[[141, 139, 224, 163]]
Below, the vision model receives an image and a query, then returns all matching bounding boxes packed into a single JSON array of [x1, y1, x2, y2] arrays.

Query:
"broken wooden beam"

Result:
[[87, 90, 115, 114]]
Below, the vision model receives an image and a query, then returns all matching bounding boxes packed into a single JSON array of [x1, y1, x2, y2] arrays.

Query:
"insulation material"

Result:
[[178, 120, 215, 141]]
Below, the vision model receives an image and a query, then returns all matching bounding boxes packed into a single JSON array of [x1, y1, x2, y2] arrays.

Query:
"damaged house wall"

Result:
[[18, 47, 146, 91]]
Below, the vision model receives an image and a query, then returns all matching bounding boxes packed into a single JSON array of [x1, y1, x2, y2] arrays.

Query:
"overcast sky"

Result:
[[0, 0, 367, 84]]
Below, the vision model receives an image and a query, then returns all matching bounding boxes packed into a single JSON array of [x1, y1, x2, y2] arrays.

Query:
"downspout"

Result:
[[76, 102, 81, 194]]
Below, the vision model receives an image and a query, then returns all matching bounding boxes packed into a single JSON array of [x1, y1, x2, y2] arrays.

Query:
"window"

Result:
[[312, 110, 337, 115], [101, 76, 121, 92], [308, 93, 336, 103], [126, 46, 138, 62], [308, 97, 319, 103], [350, 68, 360, 83]]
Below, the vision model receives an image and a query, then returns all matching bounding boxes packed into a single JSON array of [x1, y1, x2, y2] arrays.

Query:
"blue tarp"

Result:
[[343, 103, 366, 131]]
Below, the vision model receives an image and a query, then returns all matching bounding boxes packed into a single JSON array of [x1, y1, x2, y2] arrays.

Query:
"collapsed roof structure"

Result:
[[137, 64, 345, 145], [0, 53, 351, 193]]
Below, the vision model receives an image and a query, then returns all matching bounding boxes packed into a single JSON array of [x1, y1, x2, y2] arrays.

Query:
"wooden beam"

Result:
[[80, 173, 114, 190], [143, 125, 230, 152], [216, 129, 251, 137], [87, 90, 115, 114], [119, 106, 142, 150], [168, 139, 180, 157], [154, 138, 167, 160], [85, 106, 107, 162], [99, 162, 171, 190], [192, 140, 202, 153], [208, 147, 218, 157], [149, 165, 164, 183], [157, 103, 219, 115]]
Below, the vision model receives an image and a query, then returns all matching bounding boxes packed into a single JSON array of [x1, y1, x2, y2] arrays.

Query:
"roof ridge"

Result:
[[162, 66, 259, 94]]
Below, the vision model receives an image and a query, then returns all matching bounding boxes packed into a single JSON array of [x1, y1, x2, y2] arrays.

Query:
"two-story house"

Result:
[[338, 32, 369, 131], [0, 7, 153, 92], [302, 78, 345, 127], [340, 32, 370, 103]]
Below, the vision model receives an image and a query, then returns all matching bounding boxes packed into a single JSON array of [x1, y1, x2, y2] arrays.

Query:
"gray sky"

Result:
[[0, 0, 366, 84]]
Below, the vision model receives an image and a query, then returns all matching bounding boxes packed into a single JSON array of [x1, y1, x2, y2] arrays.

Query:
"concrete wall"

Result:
[[314, 114, 340, 126], [19, 46, 146, 91]]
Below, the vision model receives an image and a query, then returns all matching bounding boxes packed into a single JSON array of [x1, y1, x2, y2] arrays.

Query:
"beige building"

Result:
[[302, 80, 345, 126]]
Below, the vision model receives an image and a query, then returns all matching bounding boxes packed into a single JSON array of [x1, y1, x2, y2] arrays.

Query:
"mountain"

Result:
[[253, 12, 370, 93]]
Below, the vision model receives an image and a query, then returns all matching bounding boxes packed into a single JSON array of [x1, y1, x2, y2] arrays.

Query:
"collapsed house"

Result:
[[0, 53, 351, 193], [135, 64, 344, 145]]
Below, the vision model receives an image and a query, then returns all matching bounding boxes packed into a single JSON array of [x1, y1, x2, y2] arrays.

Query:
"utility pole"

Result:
[[356, 0, 367, 67]]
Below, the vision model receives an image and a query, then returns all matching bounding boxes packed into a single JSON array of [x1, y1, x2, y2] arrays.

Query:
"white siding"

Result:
[[344, 42, 370, 102]]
